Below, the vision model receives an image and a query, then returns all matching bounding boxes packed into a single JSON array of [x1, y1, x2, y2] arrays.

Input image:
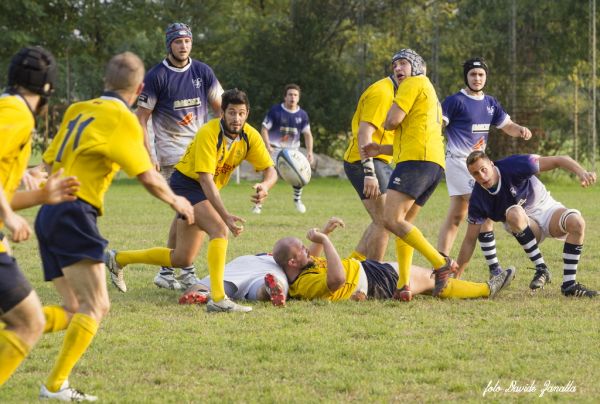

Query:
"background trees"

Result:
[[0, 0, 597, 162]]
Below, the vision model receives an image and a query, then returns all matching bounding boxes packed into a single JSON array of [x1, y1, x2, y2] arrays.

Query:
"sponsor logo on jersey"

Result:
[[177, 112, 195, 126], [486, 106, 495, 115], [295, 117, 302, 124], [192, 77, 203, 88], [174, 97, 201, 110], [472, 123, 490, 134], [215, 162, 235, 176]]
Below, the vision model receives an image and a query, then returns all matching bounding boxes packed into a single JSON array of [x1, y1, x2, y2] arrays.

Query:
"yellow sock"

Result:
[[348, 250, 366, 261], [46, 313, 98, 392], [207, 238, 228, 302], [0, 329, 29, 386], [395, 237, 414, 289], [402, 227, 445, 269], [43, 305, 70, 333], [439, 278, 490, 299], [116, 247, 172, 268]]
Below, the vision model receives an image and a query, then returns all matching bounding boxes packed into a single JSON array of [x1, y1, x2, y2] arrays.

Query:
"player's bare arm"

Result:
[[456, 222, 482, 279], [306, 229, 345, 291], [260, 126, 273, 153], [135, 106, 159, 170], [198, 172, 245, 237], [501, 120, 532, 140], [361, 142, 393, 158], [303, 129, 314, 164], [0, 185, 31, 243], [538, 156, 597, 187], [383, 103, 407, 130], [357, 121, 381, 199], [137, 169, 194, 225], [11, 168, 80, 210], [251, 166, 278, 205]]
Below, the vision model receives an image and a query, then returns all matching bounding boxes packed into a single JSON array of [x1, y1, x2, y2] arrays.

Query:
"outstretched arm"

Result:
[[11, 168, 79, 210], [538, 156, 596, 187]]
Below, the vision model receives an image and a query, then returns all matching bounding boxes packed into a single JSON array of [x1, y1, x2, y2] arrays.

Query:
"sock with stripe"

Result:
[[478, 231, 502, 276], [562, 242, 581, 289], [512, 226, 546, 268]]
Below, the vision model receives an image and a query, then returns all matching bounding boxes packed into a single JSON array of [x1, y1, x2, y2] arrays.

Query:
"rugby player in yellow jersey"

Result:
[[107, 88, 278, 313], [0, 46, 82, 388], [34, 52, 194, 401], [342, 52, 400, 261], [273, 217, 515, 302], [364, 49, 458, 302]]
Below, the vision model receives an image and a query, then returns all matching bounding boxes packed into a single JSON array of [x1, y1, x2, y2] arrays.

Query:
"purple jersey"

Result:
[[262, 104, 310, 149], [138, 58, 222, 166], [468, 154, 552, 224], [442, 90, 509, 158]]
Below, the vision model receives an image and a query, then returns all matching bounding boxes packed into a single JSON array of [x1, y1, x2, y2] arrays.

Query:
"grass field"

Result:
[[1, 176, 599, 403]]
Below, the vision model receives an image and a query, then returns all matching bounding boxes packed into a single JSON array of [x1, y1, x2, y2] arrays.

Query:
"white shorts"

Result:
[[445, 155, 475, 196], [502, 196, 566, 243]]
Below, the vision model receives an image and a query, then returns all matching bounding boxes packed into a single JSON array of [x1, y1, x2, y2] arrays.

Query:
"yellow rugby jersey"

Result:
[[392, 75, 445, 168], [175, 118, 273, 188], [43, 94, 152, 214], [344, 76, 396, 164], [0, 94, 35, 253], [289, 256, 361, 301]]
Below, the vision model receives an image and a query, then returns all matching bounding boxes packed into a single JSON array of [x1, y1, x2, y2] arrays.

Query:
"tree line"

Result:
[[0, 0, 596, 162]]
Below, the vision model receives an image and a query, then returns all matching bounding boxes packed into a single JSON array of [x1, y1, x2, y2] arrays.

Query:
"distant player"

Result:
[[137, 22, 223, 290], [437, 57, 532, 278], [342, 52, 399, 261], [456, 151, 598, 298], [0, 46, 80, 388], [35, 52, 194, 401], [260, 84, 313, 213], [107, 89, 278, 313]]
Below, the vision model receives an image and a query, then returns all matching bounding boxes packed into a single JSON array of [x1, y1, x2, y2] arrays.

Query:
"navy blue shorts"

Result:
[[169, 169, 207, 206], [362, 259, 399, 299], [35, 199, 107, 281], [387, 161, 444, 206], [344, 159, 392, 200], [0, 253, 33, 314]]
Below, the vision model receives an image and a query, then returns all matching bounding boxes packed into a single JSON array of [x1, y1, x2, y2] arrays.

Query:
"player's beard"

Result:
[[223, 120, 243, 136], [169, 51, 189, 65]]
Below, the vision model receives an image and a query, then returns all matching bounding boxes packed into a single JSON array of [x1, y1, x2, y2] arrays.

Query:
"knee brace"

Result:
[[559, 209, 581, 233]]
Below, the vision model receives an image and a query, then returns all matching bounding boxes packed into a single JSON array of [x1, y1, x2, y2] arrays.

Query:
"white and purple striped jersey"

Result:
[[262, 104, 310, 149], [468, 154, 552, 224], [138, 58, 222, 166], [442, 89, 510, 158]]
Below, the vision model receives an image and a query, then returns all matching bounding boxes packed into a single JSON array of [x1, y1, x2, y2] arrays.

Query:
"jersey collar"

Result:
[[100, 91, 130, 108], [460, 88, 485, 101], [162, 57, 192, 72], [485, 166, 502, 195]]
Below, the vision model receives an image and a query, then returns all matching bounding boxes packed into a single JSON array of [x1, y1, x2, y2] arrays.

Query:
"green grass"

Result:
[[2, 177, 599, 403]]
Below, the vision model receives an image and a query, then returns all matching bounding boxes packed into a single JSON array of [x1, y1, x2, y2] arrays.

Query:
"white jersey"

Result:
[[199, 254, 289, 300]]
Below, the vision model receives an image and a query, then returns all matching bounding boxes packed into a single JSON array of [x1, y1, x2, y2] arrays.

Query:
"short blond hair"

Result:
[[104, 51, 145, 92]]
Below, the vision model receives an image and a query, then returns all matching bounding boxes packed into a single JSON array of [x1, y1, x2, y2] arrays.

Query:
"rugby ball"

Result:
[[276, 149, 312, 187]]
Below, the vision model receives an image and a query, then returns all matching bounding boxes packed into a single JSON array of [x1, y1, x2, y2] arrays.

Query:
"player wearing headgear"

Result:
[[341, 52, 399, 261], [436, 57, 532, 279], [0, 46, 82, 387], [260, 84, 313, 214], [137, 22, 224, 290], [35, 52, 194, 400], [457, 151, 598, 298]]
